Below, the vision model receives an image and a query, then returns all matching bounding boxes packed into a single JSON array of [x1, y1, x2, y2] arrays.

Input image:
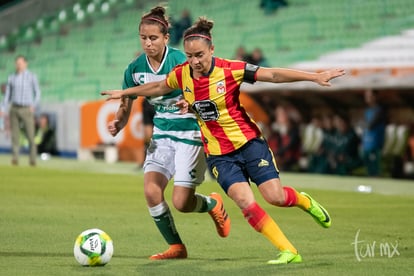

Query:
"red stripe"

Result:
[[176, 65, 183, 88]]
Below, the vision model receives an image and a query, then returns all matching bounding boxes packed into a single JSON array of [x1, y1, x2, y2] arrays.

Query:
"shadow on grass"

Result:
[[135, 260, 335, 276], [0, 251, 149, 260]]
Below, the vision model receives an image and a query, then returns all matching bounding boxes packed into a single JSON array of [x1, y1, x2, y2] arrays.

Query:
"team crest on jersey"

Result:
[[216, 81, 226, 93], [184, 86, 192, 93]]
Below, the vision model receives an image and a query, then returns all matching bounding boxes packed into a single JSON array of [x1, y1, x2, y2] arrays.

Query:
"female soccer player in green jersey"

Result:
[[102, 17, 345, 264], [107, 7, 230, 260]]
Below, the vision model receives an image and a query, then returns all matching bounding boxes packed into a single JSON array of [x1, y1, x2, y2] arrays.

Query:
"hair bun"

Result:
[[195, 17, 214, 32], [150, 6, 166, 17]]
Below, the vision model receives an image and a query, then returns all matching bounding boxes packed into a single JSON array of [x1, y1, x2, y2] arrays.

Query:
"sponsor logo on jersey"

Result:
[[192, 100, 220, 121]]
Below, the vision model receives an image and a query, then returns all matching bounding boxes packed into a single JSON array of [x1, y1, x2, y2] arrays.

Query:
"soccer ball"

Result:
[[73, 228, 114, 266]]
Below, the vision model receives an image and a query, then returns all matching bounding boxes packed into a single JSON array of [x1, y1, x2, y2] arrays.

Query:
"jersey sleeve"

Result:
[[229, 60, 259, 84], [165, 69, 180, 90]]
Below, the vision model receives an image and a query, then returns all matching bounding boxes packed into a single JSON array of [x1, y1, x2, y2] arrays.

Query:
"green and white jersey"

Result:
[[123, 46, 202, 146]]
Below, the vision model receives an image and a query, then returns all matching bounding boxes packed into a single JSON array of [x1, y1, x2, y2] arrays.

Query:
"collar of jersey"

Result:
[[190, 57, 215, 78]]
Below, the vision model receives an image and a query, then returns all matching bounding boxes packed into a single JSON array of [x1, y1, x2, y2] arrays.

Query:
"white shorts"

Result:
[[143, 138, 206, 188]]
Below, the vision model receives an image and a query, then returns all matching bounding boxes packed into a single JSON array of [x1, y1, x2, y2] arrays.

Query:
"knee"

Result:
[[172, 200, 192, 213], [144, 190, 161, 207], [144, 183, 164, 207], [172, 194, 193, 213], [264, 193, 286, 206], [266, 198, 285, 206]]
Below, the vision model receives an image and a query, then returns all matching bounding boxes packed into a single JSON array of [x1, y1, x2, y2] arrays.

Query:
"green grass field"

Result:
[[0, 154, 413, 276]]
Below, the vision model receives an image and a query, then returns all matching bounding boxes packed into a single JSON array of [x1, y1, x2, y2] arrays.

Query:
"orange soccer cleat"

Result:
[[208, 193, 231, 238], [149, 244, 188, 260]]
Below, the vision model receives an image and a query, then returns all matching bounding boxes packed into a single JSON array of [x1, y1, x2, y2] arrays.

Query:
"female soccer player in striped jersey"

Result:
[[102, 17, 345, 264], [107, 8, 230, 260]]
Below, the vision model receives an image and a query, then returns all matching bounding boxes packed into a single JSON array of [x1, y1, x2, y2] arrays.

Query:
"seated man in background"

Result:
[[35, 113, 57, 158]]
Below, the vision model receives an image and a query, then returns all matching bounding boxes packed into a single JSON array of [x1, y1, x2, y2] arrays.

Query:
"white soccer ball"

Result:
[[73, 228, 114, 266]]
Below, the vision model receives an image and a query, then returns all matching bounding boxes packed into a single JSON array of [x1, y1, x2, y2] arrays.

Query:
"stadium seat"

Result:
[[1, 0, 414, 102]]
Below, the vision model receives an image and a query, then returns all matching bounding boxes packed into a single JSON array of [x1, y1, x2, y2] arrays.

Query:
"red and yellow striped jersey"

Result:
[[166, 57, 262, 155]]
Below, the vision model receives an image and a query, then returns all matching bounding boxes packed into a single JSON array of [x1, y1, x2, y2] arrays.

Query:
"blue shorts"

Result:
[[206, 137, 280, 193]]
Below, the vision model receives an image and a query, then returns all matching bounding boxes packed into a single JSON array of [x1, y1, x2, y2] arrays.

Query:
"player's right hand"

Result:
[[101, 90, 124, 100], [108, 120, 120, 136]]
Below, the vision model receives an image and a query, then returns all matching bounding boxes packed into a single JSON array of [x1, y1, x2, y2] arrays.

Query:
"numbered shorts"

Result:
[[144, 138, 206, 188], [206, 137, 280, 193]]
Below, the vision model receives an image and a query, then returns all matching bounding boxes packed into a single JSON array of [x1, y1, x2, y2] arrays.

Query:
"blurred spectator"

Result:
[[260, 0, 288, 15], [35, 113, 58, 158], [244, 47, 270, 67], [405, 124, 414, 177], [233, 46, 248, 61], [308, 114, 336, 174], [302, 115, 324, 155], [0, 103, 4, 131], [388, 124, 409, 179], [268, 105, 301, 171], [170, 9, 192, 46], [331, 113, 362, 175], [408, 125, 414, 162], [3, 55, 41, 166], [361, 89, 386, 176], [0, 83, 7, 132]]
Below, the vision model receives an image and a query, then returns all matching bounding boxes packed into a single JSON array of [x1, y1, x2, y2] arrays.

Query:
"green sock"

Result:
[[152, 208, 182, 245], [194, 193, 217, 213]]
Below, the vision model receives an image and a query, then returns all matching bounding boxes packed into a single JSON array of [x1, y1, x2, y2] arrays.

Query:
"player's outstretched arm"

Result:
[[101, 80, 174, 100], [256, 67, 345, 87]]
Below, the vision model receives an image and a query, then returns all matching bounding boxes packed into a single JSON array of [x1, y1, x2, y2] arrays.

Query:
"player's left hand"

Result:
[[316, 68, 346, 87], [101, 90, 124, 100]]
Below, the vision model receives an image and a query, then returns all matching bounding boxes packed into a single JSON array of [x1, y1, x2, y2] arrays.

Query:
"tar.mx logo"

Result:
[[351, 229, 400, 262]]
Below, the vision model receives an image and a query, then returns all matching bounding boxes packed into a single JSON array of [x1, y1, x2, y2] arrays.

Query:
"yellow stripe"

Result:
[[203, 67, 229, 153], [263, 137, 280, 173], [231, 68, 245, 84]]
